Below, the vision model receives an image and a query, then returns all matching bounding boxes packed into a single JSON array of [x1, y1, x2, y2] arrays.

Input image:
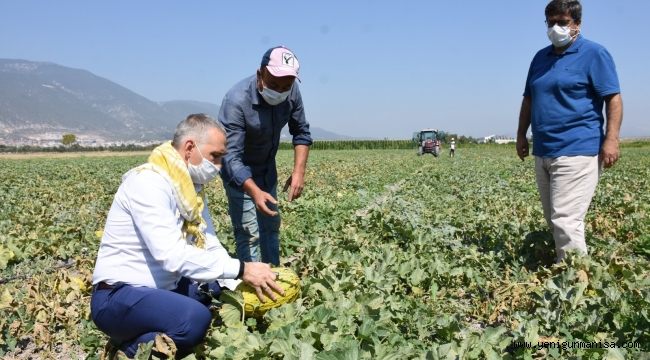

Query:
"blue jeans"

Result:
[[224, 182, 281, 265], [90, 279, 220, 358]]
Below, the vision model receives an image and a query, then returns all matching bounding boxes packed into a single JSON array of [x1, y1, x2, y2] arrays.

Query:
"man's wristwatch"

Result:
[[237, 260, 245, 279]]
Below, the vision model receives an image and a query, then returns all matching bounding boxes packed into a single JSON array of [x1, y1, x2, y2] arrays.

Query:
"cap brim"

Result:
[[266, 65, 300, 80]]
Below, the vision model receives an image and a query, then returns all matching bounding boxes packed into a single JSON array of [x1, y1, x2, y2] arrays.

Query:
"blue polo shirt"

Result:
[[523, 35, 620, 157], [218, 75, 312, 190]]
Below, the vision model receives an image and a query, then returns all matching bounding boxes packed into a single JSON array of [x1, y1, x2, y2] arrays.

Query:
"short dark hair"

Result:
[[171, 113, 224, 149], [545, 0, 582, 24]]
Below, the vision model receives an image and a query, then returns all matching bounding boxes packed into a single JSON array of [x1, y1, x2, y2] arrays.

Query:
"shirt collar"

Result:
[[248, 74, 261, 106], [565, 34, 584, 54]]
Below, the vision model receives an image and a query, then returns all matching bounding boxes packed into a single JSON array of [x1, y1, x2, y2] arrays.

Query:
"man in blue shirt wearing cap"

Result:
[[516, 0, 623, 262], [219, 46, 312, 266]]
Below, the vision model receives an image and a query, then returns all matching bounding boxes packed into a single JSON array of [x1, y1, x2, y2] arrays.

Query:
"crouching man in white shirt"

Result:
[[90, 114, 283, 358]]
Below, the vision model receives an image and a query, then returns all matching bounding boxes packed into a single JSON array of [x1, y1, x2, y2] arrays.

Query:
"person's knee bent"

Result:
[[169, 303, 212, 350]]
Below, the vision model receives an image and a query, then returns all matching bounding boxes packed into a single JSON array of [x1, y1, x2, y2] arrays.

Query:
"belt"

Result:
[[95, 281, 116, 291]]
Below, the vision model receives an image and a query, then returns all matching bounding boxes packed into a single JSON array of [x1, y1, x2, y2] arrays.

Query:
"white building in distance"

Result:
[[482, 135, 516, 144]]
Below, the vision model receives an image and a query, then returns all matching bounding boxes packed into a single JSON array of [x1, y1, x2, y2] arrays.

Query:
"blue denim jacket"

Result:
[[219, 75, 312, 190]]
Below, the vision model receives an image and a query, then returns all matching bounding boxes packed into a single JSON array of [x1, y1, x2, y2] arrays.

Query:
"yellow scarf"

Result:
[[124, 141, 207, 248]]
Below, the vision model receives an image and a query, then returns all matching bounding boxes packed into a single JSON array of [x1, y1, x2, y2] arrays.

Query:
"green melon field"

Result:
[[1, 144, 648, 359]]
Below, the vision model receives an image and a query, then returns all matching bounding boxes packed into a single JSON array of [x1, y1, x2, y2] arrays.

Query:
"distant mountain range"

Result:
[[0, 59, 348, 142]]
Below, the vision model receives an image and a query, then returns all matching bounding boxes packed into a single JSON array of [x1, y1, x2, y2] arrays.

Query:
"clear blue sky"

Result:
[[1, 1, 648, 139]]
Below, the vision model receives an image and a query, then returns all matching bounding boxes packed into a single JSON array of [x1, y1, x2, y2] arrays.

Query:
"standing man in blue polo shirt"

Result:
[[219, 46, 312, 266], [516, 0, 623, 262]]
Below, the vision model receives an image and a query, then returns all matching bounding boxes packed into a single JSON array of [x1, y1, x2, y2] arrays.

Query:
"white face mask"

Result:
[[547, 24, 578, 48], [188, 144, 221, 184], [259, 86, 290, 105]]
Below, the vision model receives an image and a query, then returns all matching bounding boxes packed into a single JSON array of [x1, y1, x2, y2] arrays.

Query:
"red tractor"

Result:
[[413, 128, 440, 157]]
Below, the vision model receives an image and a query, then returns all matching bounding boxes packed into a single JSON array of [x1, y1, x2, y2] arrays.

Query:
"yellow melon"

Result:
[[231, 267, 301, 317]]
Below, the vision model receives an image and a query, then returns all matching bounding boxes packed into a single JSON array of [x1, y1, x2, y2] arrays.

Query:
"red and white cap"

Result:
[[261, 46, 300, 79]]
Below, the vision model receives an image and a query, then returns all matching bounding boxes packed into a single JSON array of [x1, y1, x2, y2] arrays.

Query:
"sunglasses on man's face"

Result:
[[545, 18, 573, 27]]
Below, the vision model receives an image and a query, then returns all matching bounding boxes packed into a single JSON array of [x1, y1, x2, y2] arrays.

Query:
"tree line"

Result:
[[1, 130, 486, 153]]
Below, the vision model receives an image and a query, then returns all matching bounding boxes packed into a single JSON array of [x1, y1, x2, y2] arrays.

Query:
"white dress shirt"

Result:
[[92, 169, 241, 290]]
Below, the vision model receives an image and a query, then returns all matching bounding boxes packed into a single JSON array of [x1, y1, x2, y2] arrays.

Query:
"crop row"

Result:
[[0, 145, 648, 358]]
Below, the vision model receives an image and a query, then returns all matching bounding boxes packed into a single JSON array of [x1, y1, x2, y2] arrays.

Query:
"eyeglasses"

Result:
[[545, 18, 573, 27]]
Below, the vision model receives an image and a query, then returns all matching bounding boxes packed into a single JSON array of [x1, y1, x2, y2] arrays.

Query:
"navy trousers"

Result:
[[90, 279, 220, 358]]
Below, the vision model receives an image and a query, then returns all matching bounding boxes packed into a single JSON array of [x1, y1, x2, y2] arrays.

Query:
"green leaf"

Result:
[[219, 303, 244, 328], [357, 319, 375, 340], [270, 338, 295, 356], [0, 245, 15, 270], [605, 348, 625, 360], [449, 268, 464, 277], [0, 289, 13, 309], [481, 326, 507, 344], [409, 268, 425, 286], [299, 342, 316, 360]]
